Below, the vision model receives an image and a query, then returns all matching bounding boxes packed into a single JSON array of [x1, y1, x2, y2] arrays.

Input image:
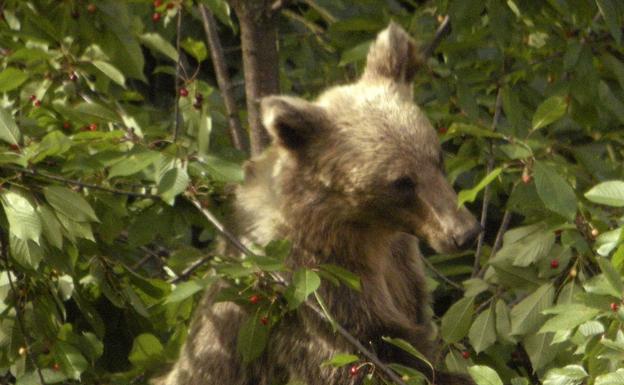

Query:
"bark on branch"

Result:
[[228, 0, 280, 156], [199, 4, 250, 153]]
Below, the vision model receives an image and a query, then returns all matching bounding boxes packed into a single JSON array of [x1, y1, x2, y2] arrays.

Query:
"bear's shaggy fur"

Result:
[[156, 22, 481, 385]]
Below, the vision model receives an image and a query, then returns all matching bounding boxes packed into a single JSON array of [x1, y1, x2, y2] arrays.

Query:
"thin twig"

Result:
[[173, 9, 183, 142], [0, 230, 47, 385], [198, 4, 250, 153], [1, 165, 159, 199], [184, 194, 409, 385], [172, 255, 214, 284], [270, 0, 289, 13], [423, 15, 451, 58], [477, 210, 512, 278], [422, 257, 463, 291], [472, 88, 503, 277]]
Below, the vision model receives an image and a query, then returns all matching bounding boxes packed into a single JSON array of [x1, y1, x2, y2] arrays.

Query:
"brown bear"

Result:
[[155, 22, 481, 385]]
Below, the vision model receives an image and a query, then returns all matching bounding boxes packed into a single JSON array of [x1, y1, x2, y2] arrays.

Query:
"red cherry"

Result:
[[153, 0, 163, 7], [9, 144, 19, 152], [249, 294, 260, 304], [87, 4, 96, 13], [166, 2, 175, 9], [260, 316, 269, 325], [29, 94, 37, 101], [462, 351, 470, 359], [88, 123, 97, 131], [69, 72, 78, 81], [152, 12, 161, 22], [439, 126, 448, 134], [33, 99, 41, 107], [610, 302, 619, 312], [349, 365, 359, 377], [63, 121, 71, 129], [550, 259, 559, 269], [179, 87, 189, 97]]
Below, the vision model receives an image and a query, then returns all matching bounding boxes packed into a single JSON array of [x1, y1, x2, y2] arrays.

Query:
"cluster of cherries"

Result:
[[152, 0, 176, 23]]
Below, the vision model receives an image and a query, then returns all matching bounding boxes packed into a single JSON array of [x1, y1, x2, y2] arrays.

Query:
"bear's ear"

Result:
[[261, 96, 327, 151], [363, 22, 423, 84]]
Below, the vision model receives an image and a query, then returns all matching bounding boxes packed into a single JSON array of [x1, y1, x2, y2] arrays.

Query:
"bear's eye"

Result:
[[392, 176, 416, 192]]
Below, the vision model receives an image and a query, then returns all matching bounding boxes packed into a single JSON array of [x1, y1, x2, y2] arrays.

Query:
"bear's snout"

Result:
[[451, 219, 482, 249]]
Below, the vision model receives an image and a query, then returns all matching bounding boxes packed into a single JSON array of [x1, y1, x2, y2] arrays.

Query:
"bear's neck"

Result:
[[279, 199, 395, 270]]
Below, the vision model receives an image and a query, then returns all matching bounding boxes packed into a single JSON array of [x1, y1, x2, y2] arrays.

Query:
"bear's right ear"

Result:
[[363, 22, 423, 84], [261, 96, 327, 151]]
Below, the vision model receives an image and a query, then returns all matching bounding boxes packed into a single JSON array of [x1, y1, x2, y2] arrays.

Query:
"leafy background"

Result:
[[0, 0, 623, 385]]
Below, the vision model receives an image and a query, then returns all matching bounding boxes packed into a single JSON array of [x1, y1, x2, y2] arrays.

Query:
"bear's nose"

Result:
[[453, 222, 483, 249]]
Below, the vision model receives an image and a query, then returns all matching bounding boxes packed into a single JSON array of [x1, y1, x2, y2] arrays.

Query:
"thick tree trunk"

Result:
[[229, 0, 280, 156]]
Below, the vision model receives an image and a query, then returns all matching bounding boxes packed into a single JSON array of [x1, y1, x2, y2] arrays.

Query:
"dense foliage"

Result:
[[0, 1, 623, 384]]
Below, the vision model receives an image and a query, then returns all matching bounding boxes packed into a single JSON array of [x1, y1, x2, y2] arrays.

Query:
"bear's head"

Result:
[[260, 22, 481, 254]]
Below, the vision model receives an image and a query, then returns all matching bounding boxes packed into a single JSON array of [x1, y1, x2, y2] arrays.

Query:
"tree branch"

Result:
[[423, 15, 451, 58], [228, 0, 279, 155], [198, 4, 250, 154], [472, 88, 503, 277], [173, 9, 184, 141], [1, 165, 159, 199]]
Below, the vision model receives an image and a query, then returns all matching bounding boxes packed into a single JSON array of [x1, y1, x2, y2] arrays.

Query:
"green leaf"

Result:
[[181, 37, 208, 62], [286, 269, 321, 310], [74, 102, 120, 123], [140, 33, 179, 62], [37, 204, 63, 249], [597, 256, 624, 294], [510, 283, 554, 335], [0, 107, 21, 145], [339, 41, 372, 66], [157, 167, 190, 205], [237, 309, 269, 363], [598, 81, 624, 123], [543, 365, 587, 385], [539, 304, 600, 333], [595, 368, 624, 385], [319, 264, 361, 291], [0, 67, 28, 92], [447, 123, 505, 139], [0, 189, 42, 244], [322, 353, 359, 368], [585, 181, 624, 207], [468, 365, 503, 385], [578, 320, 605, 336], [533, 162, 577, 220], [441, 296, 475, 343], [200, 155, 244, 183], [108, 150, 161, 178], [15, 369, 68, 385], [54, 342, 88, 380], [532, 96, 567, 130], [44, 186, 99, 223], [495, 299, 513, 342], [596, 0, 622, 45], [92, 60, 126, 87], [164, 277, 215, 304], [128, 333, 165, 367], [382, 337, 433, 372], [458, 167, 502, 206], [523, 332, 558, 371], [468, 303, 496, 353], [10, 236, 43, 269]]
